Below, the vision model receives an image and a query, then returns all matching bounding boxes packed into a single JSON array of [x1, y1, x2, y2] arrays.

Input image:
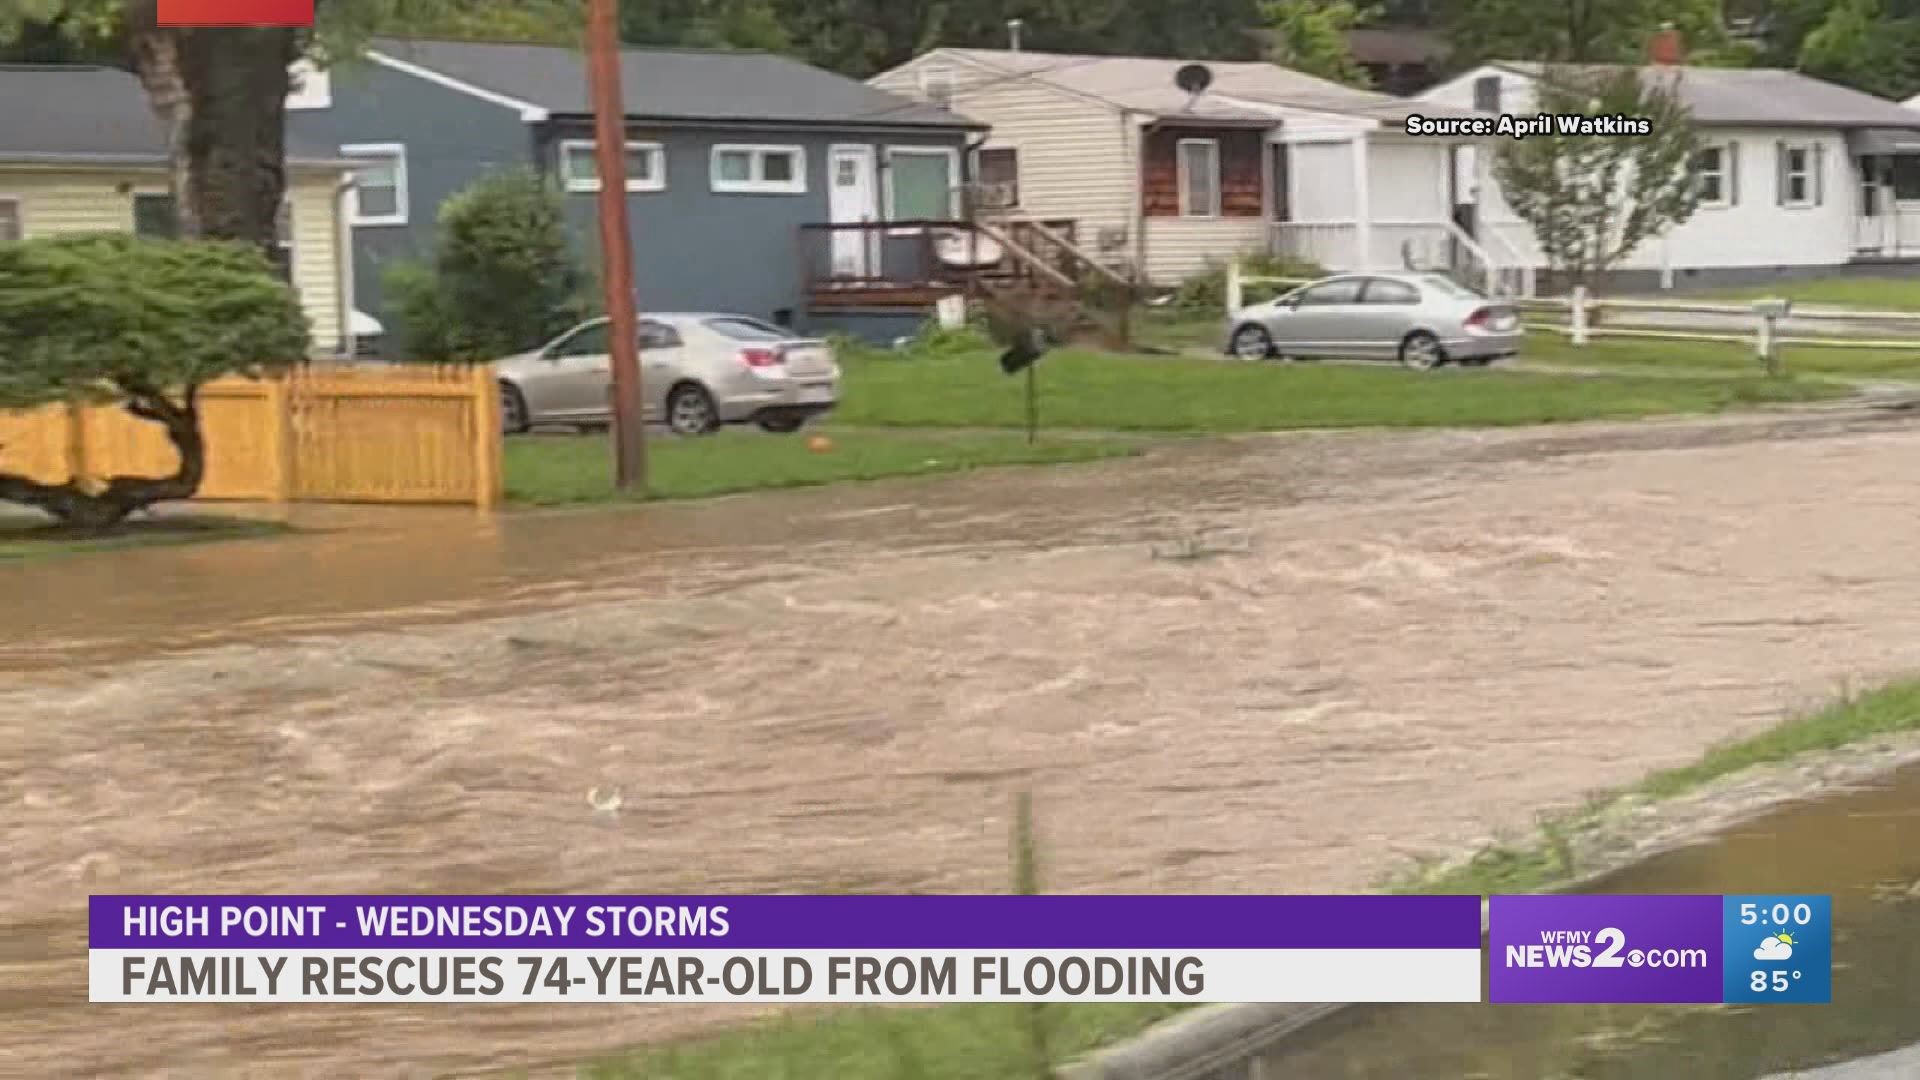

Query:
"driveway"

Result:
[[8, 410, 1920, 1075]]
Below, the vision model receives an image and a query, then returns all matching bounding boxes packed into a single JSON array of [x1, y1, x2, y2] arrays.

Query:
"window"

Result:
[[1361, 278, 1419, 305], [1421, 274, 1484, 299], [705, 316, 790, 342], [0, 197, 20, 242], [1891, 154, 1920, 201], [1176, 138, 1219, 218], [341, 143, 407, 225], [1779, 142, 1817, 207], [1472, 74, 1500, 112], [549, 321, 610, 358], [886, 146, 958, 222], [1295, 278, 1363, 306], [974, 146, 1019, 208], [559, 139, 666, 193], [637, 320, 682, 349], [711, 145, 805, 194], [1693, 144, 1729, 206], [272, 199, 294, 282], [132, 193, 178, 238]]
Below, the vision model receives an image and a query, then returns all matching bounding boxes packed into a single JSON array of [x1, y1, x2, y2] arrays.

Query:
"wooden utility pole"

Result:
[[586, 0, 646, 489]]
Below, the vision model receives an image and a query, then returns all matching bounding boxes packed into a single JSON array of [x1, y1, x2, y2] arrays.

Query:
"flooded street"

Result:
[[8, 409, 1920, 1076]]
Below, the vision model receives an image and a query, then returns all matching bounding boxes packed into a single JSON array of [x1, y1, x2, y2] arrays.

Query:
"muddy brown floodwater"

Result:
[[7, 410, 1920, 1077]]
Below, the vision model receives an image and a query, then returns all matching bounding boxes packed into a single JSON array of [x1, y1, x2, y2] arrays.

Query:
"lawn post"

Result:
[[1570, 285, 1589, 346], [1226, 258, 1243, 313], [587, 0, 647, 490], [1025, 361, 1038, 444], [1752, 298, 1788, 378]]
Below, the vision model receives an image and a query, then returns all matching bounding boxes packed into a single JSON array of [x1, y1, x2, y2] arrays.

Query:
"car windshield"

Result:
[[1420, 274, 1485, 300], [704, 317, 791, 342]]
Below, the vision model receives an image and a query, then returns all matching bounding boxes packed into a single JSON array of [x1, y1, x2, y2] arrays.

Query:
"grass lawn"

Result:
[[582, 677, 1920, 1078], [502, 429, 1137, 506], [1520, 329, 1920, 382], [1683, 276, 1920, 312], [833, 347, 1841, 433], [0, 515, 288, 563], [1396, 678, 1920, 896]]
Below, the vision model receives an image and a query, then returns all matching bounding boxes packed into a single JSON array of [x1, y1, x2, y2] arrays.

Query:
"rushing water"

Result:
[[1263, 764, 1920, 1078]]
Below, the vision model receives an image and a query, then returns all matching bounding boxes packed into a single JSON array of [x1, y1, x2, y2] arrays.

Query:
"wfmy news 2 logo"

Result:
[[158, 1, 314, 27], [1488, 894, 1832, 1004]]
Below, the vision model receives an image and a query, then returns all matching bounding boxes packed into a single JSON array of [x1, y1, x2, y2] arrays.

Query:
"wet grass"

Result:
[[0, 515, 289, 563], [1519, 329, 1920, 381], [502, 429, 1137, 505], [834, 347, 1841, 433], [1685, 276, 1920, 312], [1393, 678, 1920, 896]]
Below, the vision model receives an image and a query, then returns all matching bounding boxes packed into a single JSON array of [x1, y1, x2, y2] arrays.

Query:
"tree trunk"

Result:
[[0, 384, 205, 527]]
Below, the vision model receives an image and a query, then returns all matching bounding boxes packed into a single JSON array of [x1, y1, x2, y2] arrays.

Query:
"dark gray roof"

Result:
[[1493, 62, 1920, 130], [370, 38, 982, 129], [0, 64, 345, 166]]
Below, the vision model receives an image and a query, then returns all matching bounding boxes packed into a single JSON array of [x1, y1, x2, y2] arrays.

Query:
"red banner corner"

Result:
[[157, 0, 314, 27]]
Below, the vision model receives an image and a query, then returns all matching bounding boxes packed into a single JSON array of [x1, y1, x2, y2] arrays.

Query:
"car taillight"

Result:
[[1464, 307, 1491, 329], [740, 347, 782, 368]]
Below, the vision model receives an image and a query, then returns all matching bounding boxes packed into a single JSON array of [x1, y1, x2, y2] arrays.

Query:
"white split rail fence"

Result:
[[1225, 260, 1920, 377]]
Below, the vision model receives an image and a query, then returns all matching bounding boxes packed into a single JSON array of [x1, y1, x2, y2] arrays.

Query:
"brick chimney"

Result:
[[1648, 23, 1685, 65]]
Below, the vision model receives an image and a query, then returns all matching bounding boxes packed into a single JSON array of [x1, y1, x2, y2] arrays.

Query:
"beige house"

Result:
[[0, 65, 358, 355], [869, 48, 1503, 288]]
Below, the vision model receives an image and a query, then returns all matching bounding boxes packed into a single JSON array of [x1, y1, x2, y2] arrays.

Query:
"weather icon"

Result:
[[1754, 932, 1796, 961]]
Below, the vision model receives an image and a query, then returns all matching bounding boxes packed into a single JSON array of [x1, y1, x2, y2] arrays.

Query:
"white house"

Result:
[[1424, 60, 1920, 290], [869, 49, 1510, 289]]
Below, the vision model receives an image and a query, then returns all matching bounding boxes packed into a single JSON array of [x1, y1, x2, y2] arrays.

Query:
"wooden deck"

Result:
[[805, 281, 964, 310]]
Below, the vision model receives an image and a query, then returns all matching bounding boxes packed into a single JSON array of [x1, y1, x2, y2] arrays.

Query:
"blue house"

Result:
[[287, 38, 987, 346]]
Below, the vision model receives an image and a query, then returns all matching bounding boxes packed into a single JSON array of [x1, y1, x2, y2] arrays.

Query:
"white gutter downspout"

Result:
[[333, 172, 357, 358], [1129, 111, 1150, 282]]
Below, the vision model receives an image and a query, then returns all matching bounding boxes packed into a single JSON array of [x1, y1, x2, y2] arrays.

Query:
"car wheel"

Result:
[[756, 414, 806, 434], [666, 383, 721, 436], [1229, 324, 1275, 360], [500, 382, 530, 434], [1398, 331, 1445, 371]]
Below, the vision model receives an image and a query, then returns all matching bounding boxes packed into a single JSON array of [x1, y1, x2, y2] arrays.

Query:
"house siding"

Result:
[[535, 121, 968, 328], [1144, 217, 1271, 282], [872, 53, 1138, 254], [287, 58, 533, 320], [1424, 67, 1863, 278], [0, 165, 346, 353]]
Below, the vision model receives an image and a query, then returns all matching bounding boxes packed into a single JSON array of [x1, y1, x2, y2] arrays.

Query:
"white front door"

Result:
[[828, 145, 878, 279], [1856, 155, 1895, 253]]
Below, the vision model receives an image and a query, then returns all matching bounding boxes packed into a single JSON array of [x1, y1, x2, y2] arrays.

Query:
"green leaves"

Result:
[[1492, 66, 1702, 286], [0, 232, 308, 409], [1261, 0, 1376, 87]]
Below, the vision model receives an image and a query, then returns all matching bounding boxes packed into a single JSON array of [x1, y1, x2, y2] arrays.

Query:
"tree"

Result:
[[0, 234, 308, 525], [620, 0, 788, 51], [1798, 0, 1920, 98], [1440, 0, 1737, 68], [1491, 66, 1702, 290], [384, 169, 590, 360], [1261, 0, 1375, 85]]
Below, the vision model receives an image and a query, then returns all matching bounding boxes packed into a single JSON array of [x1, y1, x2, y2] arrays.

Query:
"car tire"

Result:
[[666, 383, 721, 437], [756, 415, 806, 434], [500, 382, 530, 434], [1229, 324, 1275, 361], [1398, 331, 1445, 371]]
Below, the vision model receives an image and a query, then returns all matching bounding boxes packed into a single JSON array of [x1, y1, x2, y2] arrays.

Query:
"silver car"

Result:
[[498, 313, 840, 435], [1224, 272, 1522, 369]]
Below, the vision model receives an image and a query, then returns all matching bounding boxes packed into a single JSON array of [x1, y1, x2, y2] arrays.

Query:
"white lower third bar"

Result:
[[91, 948, 1482, 1003]]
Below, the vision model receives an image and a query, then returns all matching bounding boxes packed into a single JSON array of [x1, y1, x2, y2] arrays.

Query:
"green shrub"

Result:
[[384, 168, 589, 361], [1169, 251, 1324, 314]]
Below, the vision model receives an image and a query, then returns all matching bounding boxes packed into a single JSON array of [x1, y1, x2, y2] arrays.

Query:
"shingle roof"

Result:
[[932, 48, 1485, 124], [1492, 62, 1920, 129], [370, 38, 981, 128], [0, 64, 344, 166]]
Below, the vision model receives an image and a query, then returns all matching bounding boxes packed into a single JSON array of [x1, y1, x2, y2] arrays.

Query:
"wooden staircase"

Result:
[[959, 218, 1138, 350]]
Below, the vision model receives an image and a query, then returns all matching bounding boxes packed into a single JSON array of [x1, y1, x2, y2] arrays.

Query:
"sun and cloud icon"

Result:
[[1754, 932, 1796, 961]]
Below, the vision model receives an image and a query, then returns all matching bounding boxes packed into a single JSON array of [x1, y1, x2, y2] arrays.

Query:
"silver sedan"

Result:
[[1224, 272, 1522, 369], [498, 313, 840, 436]]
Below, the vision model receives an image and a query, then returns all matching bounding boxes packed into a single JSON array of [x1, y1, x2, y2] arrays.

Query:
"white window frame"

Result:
[[558, 139, 666, 193], [1693, 143, 1729, 208], [1782, 142, 1815, 208], [710, 144, 806, 195], [883, 145, 961, 234], [340, 143, 408, 226], [1177, 138, 1221, 219], [0, 195, 21, 242]]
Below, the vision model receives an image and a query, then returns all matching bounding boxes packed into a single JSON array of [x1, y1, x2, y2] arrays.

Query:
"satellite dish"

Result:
[[1175, 63, 1213, 95]]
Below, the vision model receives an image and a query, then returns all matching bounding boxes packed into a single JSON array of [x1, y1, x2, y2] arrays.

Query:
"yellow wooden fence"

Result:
[[0, 364, 503, 507]]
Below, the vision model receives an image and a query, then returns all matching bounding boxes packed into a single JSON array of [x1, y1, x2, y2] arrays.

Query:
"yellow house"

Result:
[[0, 64, 357, 356]]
